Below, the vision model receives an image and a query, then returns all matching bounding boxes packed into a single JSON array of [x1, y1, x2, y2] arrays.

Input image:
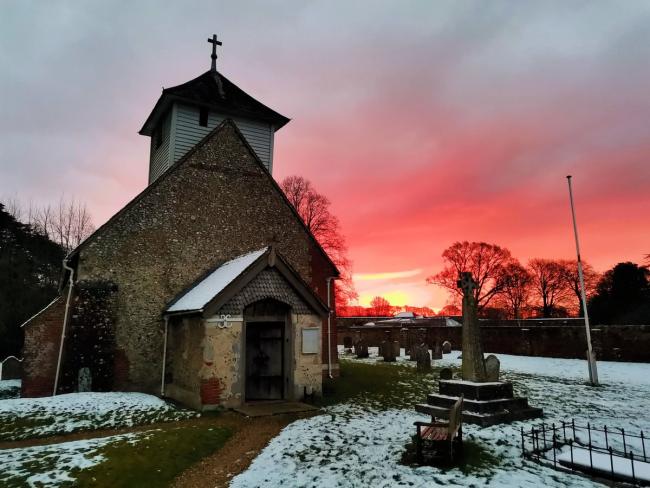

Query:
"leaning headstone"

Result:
[[354, 339, 369, 359], [442, 341, 452, 354], [485, 354, 500, 382], [415, 343, 432, 373], [439, 367, 453, 380]]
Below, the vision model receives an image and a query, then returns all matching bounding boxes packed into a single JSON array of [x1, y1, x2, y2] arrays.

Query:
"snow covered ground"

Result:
[[0, 379, 21, 400], [0, 431, 145, 487], [231, 351, 650, 487], [0, 392, 197, 441]]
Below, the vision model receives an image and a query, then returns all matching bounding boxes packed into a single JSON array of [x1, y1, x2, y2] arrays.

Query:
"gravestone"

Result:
[[485, 354, 500, 382], [354, 339, 369, 358], [439, 367, 453, 380], [442, 341, 452, 354], [409, 328, 427, 361], [392, 339, 401, 359], [78, 367, 92, 392], [431, 341, 443, 360], [415, 343, 432, 373], [343, 336, 353, 349], [400, 328, 409, 355], [0, 356, 22, 380], [382, 340, 398, 362]]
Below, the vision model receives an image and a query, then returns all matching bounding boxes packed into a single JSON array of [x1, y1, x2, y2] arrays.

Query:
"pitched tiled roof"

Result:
[[139, 71, 290, 136]]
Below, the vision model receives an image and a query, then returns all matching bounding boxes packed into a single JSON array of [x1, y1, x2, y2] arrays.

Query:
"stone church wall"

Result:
[[165, 316, 204, 409], [56, 281, 118, 394], [74, 123, 336, 394], [200, 318, 243, 408], [292, 313, 324, 397]]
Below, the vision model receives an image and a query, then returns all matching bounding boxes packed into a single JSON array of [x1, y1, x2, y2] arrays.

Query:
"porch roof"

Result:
[[164, 247, 328, 317]]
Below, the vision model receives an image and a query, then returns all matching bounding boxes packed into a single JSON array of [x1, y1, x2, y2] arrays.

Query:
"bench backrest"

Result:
[[447, 395, 464, 436]]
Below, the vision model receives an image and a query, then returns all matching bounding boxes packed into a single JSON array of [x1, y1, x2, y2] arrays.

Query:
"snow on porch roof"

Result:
[[166, 248, 268, 314]]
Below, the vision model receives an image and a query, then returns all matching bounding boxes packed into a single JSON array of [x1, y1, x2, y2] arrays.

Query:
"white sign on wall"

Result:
[[206, 314, 242, 329], [302, 328, 320, 354]]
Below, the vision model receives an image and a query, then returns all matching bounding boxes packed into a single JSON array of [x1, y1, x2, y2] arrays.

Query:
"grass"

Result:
[[0, 398, 197, 442], [319, 358, 453, 410], [0, 385, 21, 401], [73, 424, 232, 487], [1, 423, 232, 488], [319, 359, 499, 474]]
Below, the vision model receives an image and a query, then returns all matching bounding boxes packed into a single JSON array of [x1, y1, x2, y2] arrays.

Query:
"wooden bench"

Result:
[[414, 395, 464, 463]]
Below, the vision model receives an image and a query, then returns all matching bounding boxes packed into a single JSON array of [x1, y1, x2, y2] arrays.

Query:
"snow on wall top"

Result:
[[166, 248, 268, 313]]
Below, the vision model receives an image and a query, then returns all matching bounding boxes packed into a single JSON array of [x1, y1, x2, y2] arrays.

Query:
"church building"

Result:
[[20, 37, 340, 410]]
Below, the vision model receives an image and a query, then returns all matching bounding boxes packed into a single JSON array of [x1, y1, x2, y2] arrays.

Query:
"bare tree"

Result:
[[10, 196, 96, 253], [426, 241, 513, 311], [559, 260, 601, 317], [370, 296, 391, 316], [528, 259, 571, 318], [499, 261, 532, 319], [280, 175, 357, 306], [3, 195, 23, 221]]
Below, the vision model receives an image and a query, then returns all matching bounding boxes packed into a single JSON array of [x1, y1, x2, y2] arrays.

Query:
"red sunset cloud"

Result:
[[1, 3, 649, 309]]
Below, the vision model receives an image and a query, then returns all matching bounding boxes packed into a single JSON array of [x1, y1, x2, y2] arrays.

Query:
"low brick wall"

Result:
[[21, 298, 65, 397], [338, 321, 650, 362]]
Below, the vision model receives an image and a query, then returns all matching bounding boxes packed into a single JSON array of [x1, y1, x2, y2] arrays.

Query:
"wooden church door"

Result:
[[245, 322, 285, 400]]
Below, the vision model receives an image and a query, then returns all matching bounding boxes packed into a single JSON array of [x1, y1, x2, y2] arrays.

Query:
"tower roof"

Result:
[[139, 70, 290, 136]]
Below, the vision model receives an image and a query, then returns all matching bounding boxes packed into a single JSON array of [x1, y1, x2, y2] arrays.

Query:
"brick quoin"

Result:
[[200, 377, 223, 405]]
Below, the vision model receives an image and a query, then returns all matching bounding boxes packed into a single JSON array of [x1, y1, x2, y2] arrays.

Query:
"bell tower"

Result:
[[139, 35, 289, 184]]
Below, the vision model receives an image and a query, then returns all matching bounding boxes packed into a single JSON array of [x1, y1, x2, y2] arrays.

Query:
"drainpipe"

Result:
[[161, 316, 169, 396], [53, 256, 75, 396], [326, 277, 334, 379]]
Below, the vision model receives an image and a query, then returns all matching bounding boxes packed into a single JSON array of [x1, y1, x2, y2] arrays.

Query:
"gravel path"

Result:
[[172, 411, 316, 488]]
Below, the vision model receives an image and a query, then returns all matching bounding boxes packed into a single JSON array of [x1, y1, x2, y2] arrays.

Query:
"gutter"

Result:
[[326, 277, 335, 379], [53, 256, 75, 396], [161, 316, 169, 396]]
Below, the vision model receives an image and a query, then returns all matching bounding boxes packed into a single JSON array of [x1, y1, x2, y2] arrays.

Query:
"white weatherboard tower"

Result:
[[139, 35, 289, 184]]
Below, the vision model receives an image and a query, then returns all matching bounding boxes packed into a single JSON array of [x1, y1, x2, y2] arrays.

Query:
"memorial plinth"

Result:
[[416, 379, 543, 427], [415, 272, 542, 427]]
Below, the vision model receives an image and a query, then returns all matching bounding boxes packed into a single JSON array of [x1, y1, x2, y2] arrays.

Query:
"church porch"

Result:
[[161, 247, 328, 411]]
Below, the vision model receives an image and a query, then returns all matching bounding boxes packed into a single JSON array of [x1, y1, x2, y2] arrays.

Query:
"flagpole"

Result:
[[566, 175, 599, 386]]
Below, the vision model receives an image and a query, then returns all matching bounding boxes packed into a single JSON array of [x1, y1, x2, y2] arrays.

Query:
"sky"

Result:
[[1, 1, 649, 310]]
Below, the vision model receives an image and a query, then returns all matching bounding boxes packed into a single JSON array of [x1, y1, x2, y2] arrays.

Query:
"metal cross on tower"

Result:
[[208, 34, 222, 72]]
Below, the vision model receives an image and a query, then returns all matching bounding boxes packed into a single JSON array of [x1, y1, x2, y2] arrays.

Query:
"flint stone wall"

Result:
[[73, 123, 336, 393]]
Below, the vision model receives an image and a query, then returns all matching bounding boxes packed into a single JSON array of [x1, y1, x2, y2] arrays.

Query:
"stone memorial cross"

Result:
[[457, 272, 487, 382]]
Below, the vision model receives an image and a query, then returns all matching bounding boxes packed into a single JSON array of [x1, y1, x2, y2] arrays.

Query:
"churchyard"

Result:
[[1, 348, 649, 487]]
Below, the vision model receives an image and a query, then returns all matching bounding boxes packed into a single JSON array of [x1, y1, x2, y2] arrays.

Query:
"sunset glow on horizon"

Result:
[[2, 2, 649, 310]]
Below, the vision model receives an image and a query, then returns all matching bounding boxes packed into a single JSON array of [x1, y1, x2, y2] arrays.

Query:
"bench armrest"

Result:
[[414, 420, 449, 428]]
